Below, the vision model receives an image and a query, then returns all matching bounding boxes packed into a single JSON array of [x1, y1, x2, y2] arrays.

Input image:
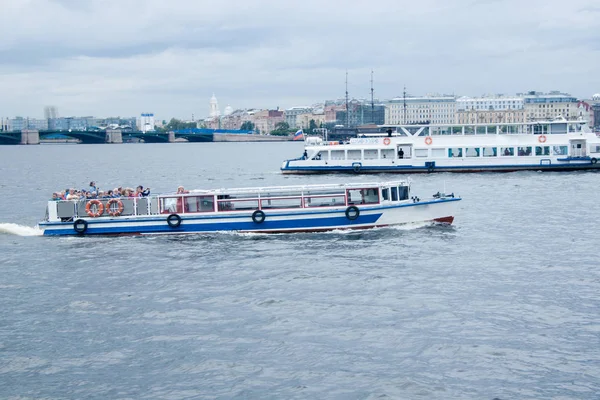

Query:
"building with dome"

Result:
[[224, 105, 233, 116]]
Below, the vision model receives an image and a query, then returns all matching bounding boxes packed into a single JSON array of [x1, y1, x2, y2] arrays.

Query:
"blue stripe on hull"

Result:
[[281, 163, 600, 174], [42, 214, 383, 236]]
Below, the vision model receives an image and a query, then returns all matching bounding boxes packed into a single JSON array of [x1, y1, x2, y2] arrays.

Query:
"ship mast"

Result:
[[370, 70, 374, 124], [345, 70, 349, 128], [403, 85, 407, 124]]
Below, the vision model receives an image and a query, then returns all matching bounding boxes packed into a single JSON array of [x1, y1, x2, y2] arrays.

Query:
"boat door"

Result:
[[569, 139, 587, 157], [397, 144, 412, 159]]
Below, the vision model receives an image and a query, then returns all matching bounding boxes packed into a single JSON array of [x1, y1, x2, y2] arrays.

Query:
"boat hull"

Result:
[[39, 198, 460, 236]]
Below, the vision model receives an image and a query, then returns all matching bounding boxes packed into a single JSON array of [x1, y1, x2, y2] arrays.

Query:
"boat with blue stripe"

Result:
[[281, 118, 600, 174], [39, 181, 461, 236]]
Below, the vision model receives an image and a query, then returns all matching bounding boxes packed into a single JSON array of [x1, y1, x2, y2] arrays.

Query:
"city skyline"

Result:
[[1, 0, 599, 119]]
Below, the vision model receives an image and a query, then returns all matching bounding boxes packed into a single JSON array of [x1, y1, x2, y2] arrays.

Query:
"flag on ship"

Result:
[[293, 129, 304, 141]]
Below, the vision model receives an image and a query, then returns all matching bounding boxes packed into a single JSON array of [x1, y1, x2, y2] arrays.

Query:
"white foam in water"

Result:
[[0, 223, 44, 237]]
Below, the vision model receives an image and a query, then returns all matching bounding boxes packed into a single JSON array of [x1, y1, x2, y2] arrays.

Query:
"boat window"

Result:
[[552, 146, 568, 155], [415, 149, 428, 158], [382, 188, 389, 201], [476, 126, 486, 135], [464, 126, 475, 135], [398, 185, 409, 200], [590, 145, 600, 154], [465, 147, 480, 157], [431, 148, 445, 158], [347, 188, 379, 205], [535, 146, 550, 156], [184, 196, 214, 213], [261, 197, 302, 209], [364, 149, 378, 160], [347, 150, 361, 160], [518, 147, 532, 156], [303, 195, 345, 208], [160, 197, 183, 214], [482, 147, 497, 157], [391, 187, 398, 201], [448, 148, 463, 157], [318, 152, 329, 161], [217, 198, 259, 212], [501, 147, 514, 156], [381, 148, 395, 159], [331, 150, 345, 160]]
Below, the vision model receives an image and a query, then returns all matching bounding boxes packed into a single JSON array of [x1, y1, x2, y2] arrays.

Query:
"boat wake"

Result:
[[0, 223, 44, 237]]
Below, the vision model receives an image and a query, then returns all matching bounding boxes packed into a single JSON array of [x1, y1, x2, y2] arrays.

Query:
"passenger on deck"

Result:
[[177, 186, 189, 194], [51, 192, 61, 201], [89, 181, 98, 196], [136, 185, 150, 197], [398, 148, 404, 159], [302, 150, 308, 160]]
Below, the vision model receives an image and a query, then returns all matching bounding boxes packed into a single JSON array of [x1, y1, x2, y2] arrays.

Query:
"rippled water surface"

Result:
[[1, 142, 599, 399]]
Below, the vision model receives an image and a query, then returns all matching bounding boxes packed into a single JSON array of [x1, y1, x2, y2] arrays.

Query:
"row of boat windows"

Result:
[[158, 187, 409, 213], [315, 146, 572, 160]]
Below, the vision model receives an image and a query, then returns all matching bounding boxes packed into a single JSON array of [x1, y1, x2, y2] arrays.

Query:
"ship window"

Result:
[[347, 150, 361, 160], [398, 185, 409, 200], [552, 146, 568, 155], [347, 188, 379, 205], [331, 150, 344, 160], [160, 197, 183, 214], [518, 147, 532, 156], [303, 195, 345, 208], [364, 149, 378, 159], [184, 196, 214, 213], [261, 197, 302, 209], [448, 147, 463, 157], [415, 149, 428, 157], [382, 188, 389, 201], [465, 147, 480, 157], [535, 146, 550, 156], [391, 187, 398, 201], [590, 145, 600, 154], [381, 149, 395, 159], [218, 199, 259, 212], [482, 147, 497, 157], [501, 147, 514, 156], [431, 148, 445, 158]]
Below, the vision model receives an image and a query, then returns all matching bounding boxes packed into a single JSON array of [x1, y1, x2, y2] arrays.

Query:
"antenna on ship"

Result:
[[345, 70, 349, 128], [403, 85, 407, 125], [370, 70, 374, 124]]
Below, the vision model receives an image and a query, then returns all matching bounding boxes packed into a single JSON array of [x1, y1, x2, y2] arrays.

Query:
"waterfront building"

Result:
[[385, 95, 456, 125], [209, 94, 220, 118], [522, 91, 578, 121], [138, 113, 155, 132], [8, 117, 48, 131], [285, 106, 312, 128], [296, 110, 326, 131], [43, 106, 59, 119], [335, 99, 385, 127], [456, 95, 525, 124], [251, 109, 284, 134]]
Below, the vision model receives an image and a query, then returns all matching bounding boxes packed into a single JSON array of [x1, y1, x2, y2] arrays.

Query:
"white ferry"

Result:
[[39, 181, 460, 236], [281, 118, 600, 174]]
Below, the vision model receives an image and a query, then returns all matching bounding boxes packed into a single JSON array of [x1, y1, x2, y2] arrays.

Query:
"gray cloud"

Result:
[[0, 0, 598, 119]]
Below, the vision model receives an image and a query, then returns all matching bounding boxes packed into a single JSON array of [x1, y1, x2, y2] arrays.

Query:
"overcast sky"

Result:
[[1, 0, 599, 120]]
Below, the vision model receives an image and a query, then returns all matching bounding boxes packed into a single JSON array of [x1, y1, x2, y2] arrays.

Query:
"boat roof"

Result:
[[178, 180, 410, 196]]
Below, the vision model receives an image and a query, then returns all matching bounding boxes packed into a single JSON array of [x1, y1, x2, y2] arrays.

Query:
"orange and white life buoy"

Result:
[[425, 136, 433, 145], [106, 199, 124, 216], [538, 135, 547, 143], [85, 199, 104, 218], [383, 138, 391, 145]]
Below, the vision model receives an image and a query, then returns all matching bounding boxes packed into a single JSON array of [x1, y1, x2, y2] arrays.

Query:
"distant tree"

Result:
[[309, 119, 318, 132], [240, 121, 255, 131], [163, 118, 197, 131]]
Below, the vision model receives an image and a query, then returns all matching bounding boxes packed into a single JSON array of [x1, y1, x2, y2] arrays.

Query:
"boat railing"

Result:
[[50, 196, 159, 221]]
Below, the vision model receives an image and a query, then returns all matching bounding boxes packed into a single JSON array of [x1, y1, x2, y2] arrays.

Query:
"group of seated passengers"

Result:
[[51, 181, 151, 201]]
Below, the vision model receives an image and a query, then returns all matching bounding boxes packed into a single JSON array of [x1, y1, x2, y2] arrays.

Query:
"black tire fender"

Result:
[[592, 157, 597, 165], [73, 219, 88, 234], [167, 213, 182, 228], [345, 206, 360, 221], [252, 210, 266, 224]]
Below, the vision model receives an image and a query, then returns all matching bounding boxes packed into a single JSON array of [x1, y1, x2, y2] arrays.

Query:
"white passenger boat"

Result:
[[39, 181, 460, 236], [281, 118, 600, 174]]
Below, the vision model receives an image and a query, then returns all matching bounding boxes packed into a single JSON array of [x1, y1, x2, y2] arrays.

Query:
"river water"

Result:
[[0, 142, 599, 399]]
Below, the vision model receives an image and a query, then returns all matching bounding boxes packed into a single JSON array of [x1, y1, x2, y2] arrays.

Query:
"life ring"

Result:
[[538, 135, 547, 143], [85, 199, 104, 217], [73, 219, 88, 234], [425, 136, 433, 145], [167, 213, 182, 228], [592, 157, 598, 164], [105, 199, 124, 216], [252, 210, 266, 224], [383, 138, 391, 145], [345, 206, 360, 221]]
